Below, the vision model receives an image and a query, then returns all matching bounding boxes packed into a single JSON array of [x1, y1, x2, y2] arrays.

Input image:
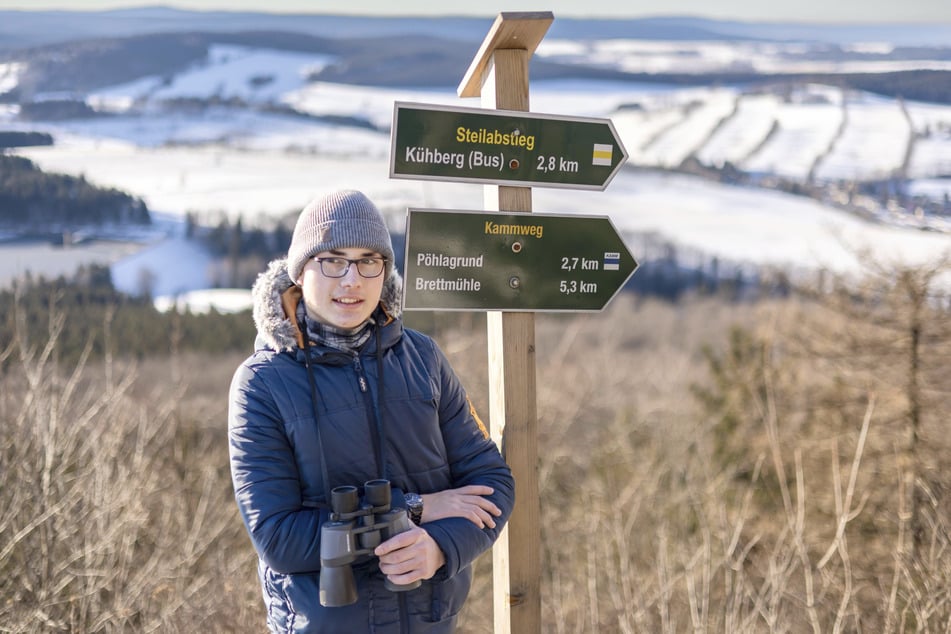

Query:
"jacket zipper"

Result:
[[354, 356, 384, 478], [354, 356, 368, 394], [399, 591, 409, 633]]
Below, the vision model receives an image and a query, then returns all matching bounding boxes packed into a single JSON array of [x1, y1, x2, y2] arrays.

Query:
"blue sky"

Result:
[[0, 0, 949, 23]]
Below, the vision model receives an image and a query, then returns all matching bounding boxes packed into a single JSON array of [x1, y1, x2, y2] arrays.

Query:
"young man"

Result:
[[228, 190, 515, 633]]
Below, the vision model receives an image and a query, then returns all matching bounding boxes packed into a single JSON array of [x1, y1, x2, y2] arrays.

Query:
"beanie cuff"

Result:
[[286, 190, 395, 282]]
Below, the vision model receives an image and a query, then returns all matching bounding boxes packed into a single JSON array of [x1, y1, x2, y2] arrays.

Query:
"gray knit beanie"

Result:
[[287, 190, 395, 283]]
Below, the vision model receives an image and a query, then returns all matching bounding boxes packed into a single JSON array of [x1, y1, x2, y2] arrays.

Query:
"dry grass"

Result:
[[0, 314, 259, 632], [2, 288, 949, 633]]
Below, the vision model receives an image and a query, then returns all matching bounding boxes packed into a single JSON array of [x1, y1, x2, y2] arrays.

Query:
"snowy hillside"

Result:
[[88, 44, 337, 112], [1, 17, 950, 310], [5, 37, 951, 195]]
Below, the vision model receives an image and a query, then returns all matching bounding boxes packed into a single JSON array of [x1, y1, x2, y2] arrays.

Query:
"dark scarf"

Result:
[[297, 302, 374, 353]]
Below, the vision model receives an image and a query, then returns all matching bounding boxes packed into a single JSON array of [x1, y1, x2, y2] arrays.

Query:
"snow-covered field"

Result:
[[3, 39, 951, 311], [90, 45, 336, 112]]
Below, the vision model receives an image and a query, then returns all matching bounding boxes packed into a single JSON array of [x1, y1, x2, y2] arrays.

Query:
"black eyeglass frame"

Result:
[[311, 256, 387, 279]]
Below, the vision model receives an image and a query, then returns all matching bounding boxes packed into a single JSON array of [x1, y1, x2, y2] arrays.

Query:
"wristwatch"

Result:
[[405, 492, 423, 526]]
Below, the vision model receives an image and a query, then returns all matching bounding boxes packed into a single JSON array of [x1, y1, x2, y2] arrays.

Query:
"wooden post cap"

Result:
[[457, 11, 554, 98]]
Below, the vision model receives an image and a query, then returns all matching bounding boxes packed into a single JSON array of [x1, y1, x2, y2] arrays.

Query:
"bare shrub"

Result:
[[3, 277, 949, 633], [514, 282, 951, 633], [0, 304, 259, 632]]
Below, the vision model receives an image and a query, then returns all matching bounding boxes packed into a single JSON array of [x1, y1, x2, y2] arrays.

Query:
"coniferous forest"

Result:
[[0, 155, 150, 227]]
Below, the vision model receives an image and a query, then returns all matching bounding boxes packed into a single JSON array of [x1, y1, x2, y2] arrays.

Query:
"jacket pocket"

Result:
[[260, 565, 293, 632], [425, 566, 472, 624]]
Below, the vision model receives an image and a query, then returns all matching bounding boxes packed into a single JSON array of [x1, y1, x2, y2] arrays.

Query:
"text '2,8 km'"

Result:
[[390, 102, 628, 191]]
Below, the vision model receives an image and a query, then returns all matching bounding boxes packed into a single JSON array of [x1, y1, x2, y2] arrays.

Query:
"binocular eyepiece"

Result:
[[319, 479, 421, 607]]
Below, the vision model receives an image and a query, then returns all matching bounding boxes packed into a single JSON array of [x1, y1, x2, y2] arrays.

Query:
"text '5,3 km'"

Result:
[[403, 208, 638, 312]]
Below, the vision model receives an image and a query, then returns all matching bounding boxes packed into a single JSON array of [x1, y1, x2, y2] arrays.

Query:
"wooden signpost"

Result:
[[390, 11, 634, 634], [458, 14, 550, 634]]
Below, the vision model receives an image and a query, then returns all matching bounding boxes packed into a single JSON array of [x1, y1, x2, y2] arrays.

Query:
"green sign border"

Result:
[[390, 101, 629, 191]]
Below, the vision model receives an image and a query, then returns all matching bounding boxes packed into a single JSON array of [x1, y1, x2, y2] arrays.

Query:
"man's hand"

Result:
[[422, 485, 501, 528], [375, 526, 446, 586]]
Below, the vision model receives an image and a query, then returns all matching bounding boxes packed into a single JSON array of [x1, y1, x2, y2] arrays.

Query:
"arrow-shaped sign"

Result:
[[390, 102, 628, 191], [403, 208, 638, 312]]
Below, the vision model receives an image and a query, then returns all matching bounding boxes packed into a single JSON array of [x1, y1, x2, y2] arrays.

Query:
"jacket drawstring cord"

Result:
[[297, 308, 334, 507]]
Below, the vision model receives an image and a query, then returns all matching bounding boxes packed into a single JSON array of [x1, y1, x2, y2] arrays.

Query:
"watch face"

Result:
[[405, 493, 423, 524], [405, 493, 422, 509]]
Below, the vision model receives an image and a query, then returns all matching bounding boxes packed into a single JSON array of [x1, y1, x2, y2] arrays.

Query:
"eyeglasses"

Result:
[[312, 256, 386, 278]]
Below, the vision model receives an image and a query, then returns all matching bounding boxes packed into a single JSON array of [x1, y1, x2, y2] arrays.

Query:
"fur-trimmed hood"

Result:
[[251, 257, 403, 353]]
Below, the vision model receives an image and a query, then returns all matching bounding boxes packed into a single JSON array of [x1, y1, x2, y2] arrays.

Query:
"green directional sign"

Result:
[[403, 208, 638, 312], [390, 102, 628, 191]]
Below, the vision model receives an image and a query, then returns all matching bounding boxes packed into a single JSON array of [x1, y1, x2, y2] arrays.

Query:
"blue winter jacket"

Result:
[[228, 259, 515, 633]]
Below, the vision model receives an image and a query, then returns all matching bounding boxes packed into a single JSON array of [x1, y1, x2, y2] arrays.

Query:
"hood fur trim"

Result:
[[251, 258, 403, 353]]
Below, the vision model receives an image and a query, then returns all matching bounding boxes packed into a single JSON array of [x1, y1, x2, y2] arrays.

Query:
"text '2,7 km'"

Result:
[[403, 209, 638, 312]]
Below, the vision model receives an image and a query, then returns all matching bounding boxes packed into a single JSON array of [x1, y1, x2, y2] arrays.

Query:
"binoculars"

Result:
[[319, 479, 421, 607]]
